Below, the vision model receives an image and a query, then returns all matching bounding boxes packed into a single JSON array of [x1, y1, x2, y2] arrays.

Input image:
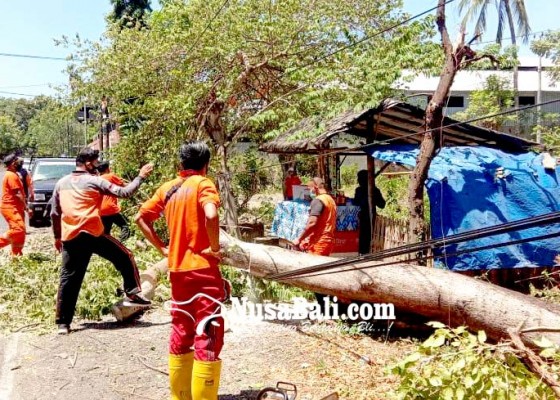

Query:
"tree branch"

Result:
[[508, 328, 560, 398]]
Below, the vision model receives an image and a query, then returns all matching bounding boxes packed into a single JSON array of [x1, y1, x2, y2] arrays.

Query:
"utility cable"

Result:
[[299, 231, 560, 279], [185, 0, 230, 55], [0, 83, 52, 89], [285, 0, 455, 77], [0, 52, 73, 61], [0, 90, 37, 97], [240, 98, 560, 175], [267, 210, 560, 280]]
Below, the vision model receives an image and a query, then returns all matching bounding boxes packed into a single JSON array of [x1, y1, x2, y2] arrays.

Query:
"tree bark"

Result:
[[408, 0, 456, 246], [216, 143, 241, 237], [504, 0, 520, 134], [219, 232, 560, 347]]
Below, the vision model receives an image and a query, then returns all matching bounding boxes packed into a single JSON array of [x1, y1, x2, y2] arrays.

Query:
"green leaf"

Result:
[[429, 377, 443, 387], [477, 330, 487, 344], [426, 321, 447, 328], [424, 334, 446, 348], [441, 387, 453, 400], [403, 352, 422, 364], [539, 347, 557, 358], [533, 336, 554, 349]]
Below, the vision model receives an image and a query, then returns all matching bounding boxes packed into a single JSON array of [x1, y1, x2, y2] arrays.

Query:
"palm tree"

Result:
[[459, 0, 531, 122]]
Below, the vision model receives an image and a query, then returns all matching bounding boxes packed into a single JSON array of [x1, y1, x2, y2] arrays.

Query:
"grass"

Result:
[[0, 239, 163, 333], [0, 234, 314, 333]]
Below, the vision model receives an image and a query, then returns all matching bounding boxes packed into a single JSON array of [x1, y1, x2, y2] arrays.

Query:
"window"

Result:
[[519, 96, 535, 106], [427, 95, 464, 108], [447, 96, 464, 108]]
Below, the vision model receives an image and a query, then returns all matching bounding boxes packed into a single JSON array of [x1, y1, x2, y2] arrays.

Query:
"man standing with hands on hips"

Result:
[[136, 140, 228, 400]]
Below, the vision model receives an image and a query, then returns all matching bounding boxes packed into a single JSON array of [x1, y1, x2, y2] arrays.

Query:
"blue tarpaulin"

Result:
[[367, 144, 560, 271]]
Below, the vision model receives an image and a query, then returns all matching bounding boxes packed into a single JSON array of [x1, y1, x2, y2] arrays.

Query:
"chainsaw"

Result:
[[256, 382, 338, 400]]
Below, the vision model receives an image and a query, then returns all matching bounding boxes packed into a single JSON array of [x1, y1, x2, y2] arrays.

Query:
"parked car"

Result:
[[28, 158, 75, 227], [22, 157, 32, 171]]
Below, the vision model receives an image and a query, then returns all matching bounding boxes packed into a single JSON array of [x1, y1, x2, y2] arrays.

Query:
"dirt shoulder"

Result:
[[1, 308, 412, 400]]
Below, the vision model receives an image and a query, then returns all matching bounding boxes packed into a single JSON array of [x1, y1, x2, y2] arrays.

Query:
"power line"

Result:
[[287, 0, 455, 75], [219, 0, 458, 137], [186, 0, 231, 55], [0, 83, 52, 89], [0, 90, 37, 97], [267, 210, 560, 281], [0, 52, 75, 62], [471, 29, 559, 47], [302, 231, 560, 280]]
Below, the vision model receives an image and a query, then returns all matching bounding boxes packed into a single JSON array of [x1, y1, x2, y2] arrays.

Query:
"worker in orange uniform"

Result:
[[0, 154, 27, 256], [51, 147, 154, 335], [97, 161, 131, 242], [292, 177, 337, 256], [135, 141, 227, 400], [16, 157, 34, 205], [283, 167, 302, 200]]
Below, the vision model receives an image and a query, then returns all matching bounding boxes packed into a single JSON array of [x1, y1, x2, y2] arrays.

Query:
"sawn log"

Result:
[[219, 232, 560, 346]]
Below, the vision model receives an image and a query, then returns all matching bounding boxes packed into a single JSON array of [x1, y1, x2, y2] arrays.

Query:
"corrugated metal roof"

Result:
[[260, 99, 540, 154]]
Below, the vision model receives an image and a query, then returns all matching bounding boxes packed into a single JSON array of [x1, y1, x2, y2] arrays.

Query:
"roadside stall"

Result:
[[260, 99, 554, 290], [270, 198, 361, 253], [260, 111, 368, 254]]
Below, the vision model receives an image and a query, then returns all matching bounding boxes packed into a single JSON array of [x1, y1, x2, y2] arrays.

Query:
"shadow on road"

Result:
[[76, 318, 170, 332], [219, 390, 262, 400]]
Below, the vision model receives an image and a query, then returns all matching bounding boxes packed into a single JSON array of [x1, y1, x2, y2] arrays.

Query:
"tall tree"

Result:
[[27, 103, 87, 157], [459, 0, 531, 117], [408, 0, 496, 248], [531, 31, 560, 83], [108, 0, 152, 29], [68, 0, 440, 235], [0, 115, 20, 156]]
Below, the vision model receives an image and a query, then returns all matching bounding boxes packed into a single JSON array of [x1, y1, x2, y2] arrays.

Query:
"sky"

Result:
[[0, 0, 558, 99]]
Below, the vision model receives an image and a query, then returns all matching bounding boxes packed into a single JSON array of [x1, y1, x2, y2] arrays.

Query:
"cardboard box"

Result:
[[333, 230, 359, 253], [292, 185, 310, 200]]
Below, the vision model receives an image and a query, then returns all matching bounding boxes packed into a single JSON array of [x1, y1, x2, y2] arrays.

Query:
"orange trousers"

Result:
[[307, 239, 334, 256], [0, 206, 26, 256]]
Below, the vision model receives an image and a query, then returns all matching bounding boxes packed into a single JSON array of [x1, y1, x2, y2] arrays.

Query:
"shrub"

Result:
[[388, 322, 556, 399]]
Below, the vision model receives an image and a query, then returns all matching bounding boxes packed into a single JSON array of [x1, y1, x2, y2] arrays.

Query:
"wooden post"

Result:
[[366, 115, 376, 253]]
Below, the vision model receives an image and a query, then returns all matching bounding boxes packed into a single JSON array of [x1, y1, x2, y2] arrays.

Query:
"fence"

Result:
[[372, 214, 432, 266]]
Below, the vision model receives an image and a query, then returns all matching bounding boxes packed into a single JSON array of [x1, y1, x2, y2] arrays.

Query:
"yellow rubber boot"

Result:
[[169, 352, 194, 400], [191, 360, 222, 400]]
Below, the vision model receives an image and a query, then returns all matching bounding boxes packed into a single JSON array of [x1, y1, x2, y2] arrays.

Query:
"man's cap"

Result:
[[97, 161, 110, 173], [2, 153, 18, 167]]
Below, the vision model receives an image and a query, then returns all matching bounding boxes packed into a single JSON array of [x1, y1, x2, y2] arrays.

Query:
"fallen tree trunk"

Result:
[[219, 233, 560, 347]]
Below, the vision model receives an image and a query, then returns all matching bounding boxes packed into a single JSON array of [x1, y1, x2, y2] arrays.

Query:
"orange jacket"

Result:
[[307, 193, 337, 248], [100, 173, 124, 216], [138, 171, 220, 272], [1, 171, 25, 212], [51, 171, 143, 241]]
